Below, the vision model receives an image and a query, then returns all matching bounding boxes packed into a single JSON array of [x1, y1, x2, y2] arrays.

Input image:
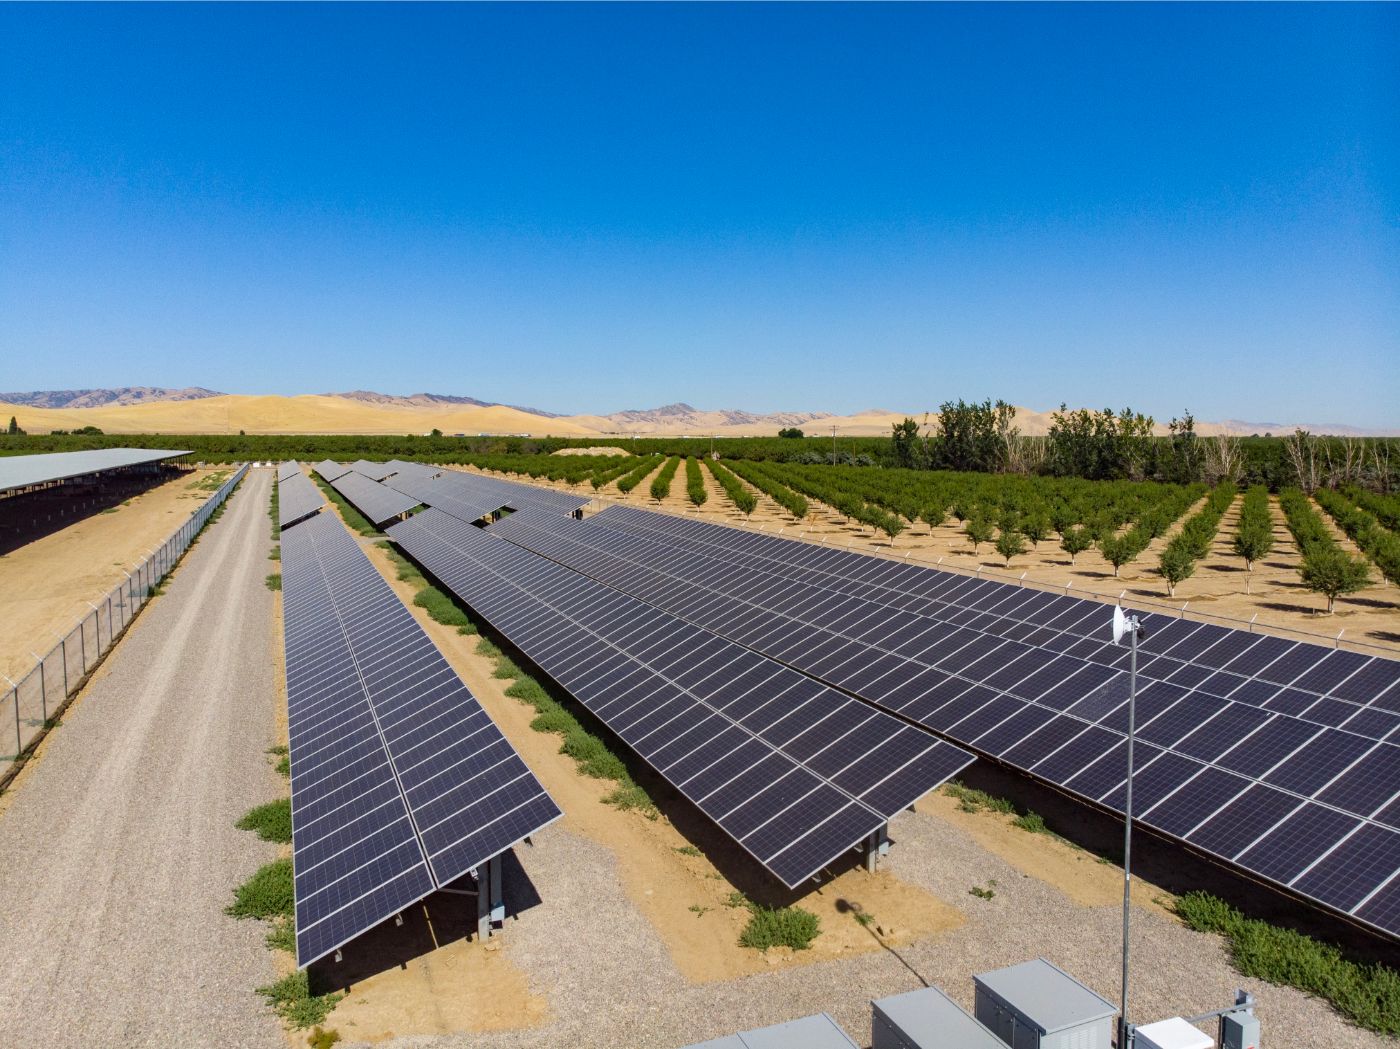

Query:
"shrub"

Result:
[[738, 903, 820, 951], [236, 798, 293, 843], [685, 456, 708, 506], [265, 573, 282, 591], [649, 456, 681, 502], [256, 970, 344, 1029], [226, 858, 294, 920]]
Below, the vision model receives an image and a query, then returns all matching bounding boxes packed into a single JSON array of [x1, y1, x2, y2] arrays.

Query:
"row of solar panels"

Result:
[[474, 499, 1400, 940], [276, 466, 560, 966], [276, 465, 326, 531]]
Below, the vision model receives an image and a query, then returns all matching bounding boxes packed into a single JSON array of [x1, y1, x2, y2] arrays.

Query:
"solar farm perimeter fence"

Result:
[[1, 464, 250, 780]]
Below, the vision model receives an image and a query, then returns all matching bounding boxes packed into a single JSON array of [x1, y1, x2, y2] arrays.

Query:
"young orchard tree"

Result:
[[1159, 544, 1196, 597], [1098, 534, 1134, 578], [1232, 523, 1274, 594], [1060, 526, 1092, 564], [920, 504, 947, 532], [1021, 512, 1051, 549], [1299, 547, 1371, 614], [882, 514, 907, 545], [995, 529, 1027, 567], [964, 515, 995, 555]]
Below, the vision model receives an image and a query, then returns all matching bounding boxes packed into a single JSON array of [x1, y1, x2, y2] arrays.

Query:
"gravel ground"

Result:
[[364, 808, 1387, 1049], [0, 469, 285, 1049]]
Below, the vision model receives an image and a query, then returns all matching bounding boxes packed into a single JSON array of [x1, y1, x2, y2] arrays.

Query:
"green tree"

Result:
[[1098, 534, 1134, 577], [920, 503, 947, 531], [777, 427, 804, 439], [430, 427, 443, 438], [1021, 511, 1051, 548], [1060, 526, 1092, 564], [1159, 544, 1196, 597], [964, 515, 994, 554], [1299, 547, 1372, 614], [1232, 523, 1273, 593], [890, 417, 923, 469], [995, 529, 1027, 567], [7, 415, 22, 435]]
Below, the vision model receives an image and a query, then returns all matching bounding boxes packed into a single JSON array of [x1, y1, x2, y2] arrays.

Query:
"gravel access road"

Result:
[[0, 469, 285, 1049]]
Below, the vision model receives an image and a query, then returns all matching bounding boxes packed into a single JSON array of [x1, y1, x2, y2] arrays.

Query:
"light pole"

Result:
[[1112, 605, 1145, 1049]]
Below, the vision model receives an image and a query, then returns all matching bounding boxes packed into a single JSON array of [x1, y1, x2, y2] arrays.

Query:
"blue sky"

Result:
[[1, 4, 1396, 425]]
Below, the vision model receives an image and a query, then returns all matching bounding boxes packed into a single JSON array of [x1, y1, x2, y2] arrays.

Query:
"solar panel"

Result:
[[280, 511, 560, 967], [387, 508, 973, 888], [349, 459, 398, 482], [486, 501, 1400, 939], [313, 460, 353, 483], [383, 472, 509, 525], [596, 505, 1400, 735], [278, 470, 327, 531], [277, 460, 303, 482], [329, 470, 422, 527]]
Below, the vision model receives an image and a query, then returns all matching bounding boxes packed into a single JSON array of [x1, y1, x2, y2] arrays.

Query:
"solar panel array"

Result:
[[277, 468, 327, 531], [485, 500, 1400, 939], [384, 471, 510, 526], [387, 508, 974, 887], [349, 459, 398, 482], [314, 460, 353, 483], [380, 461, 588, 517], [281, 511, 561, 967], [278, 460, 303, 482], [330, 470, 422, 527]]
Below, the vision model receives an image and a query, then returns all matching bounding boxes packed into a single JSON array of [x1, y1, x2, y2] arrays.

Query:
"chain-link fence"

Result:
[[1, 464, 250, 778]]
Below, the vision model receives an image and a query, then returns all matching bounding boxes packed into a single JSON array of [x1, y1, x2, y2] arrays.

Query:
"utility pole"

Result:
[[1112, 606, 1145, 1049]]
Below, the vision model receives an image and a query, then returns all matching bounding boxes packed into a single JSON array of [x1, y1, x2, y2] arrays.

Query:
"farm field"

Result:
[[238, 489, 1390, 1049], [0, 466, 233, 682], [480, 458, 1400, 656]]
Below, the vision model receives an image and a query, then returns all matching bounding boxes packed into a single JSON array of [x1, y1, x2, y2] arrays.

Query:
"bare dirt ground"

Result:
[[291, 496, 1390, 1049], [0, 469, 284, 1049], [0, 466, 233, 681], [512, 467, 1400, 656]]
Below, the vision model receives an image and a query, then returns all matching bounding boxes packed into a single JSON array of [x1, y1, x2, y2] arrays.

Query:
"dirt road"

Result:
[[0, 469, 285, 1049]]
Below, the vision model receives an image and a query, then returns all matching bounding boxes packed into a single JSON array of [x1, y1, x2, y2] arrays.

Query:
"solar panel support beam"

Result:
[[863, 826, 890, 874], [476, 857, 505, 941]]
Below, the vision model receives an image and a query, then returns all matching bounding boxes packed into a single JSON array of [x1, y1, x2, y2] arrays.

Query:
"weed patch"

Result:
[[226, 858, 294, 920], [1012, 811, 1049, 834], [265, 573, 282, 591], [257, 970, 344, 1030], [1175, 892, 1400, 1035], [266, 918, 296, 954], [944, 781, 1015, 815], [237, 798, 292, 843], [738, 903, 820, 951]]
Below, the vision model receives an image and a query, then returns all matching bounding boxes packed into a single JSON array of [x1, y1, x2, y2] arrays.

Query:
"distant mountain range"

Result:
[[0, 387, 1393, 437], [0, 386, 223, 409]]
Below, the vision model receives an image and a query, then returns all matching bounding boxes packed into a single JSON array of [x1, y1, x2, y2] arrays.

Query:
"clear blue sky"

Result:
[[1, 3, 1396, 425]]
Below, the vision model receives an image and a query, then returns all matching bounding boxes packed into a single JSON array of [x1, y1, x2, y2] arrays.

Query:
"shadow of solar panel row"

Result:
[[487, 506, 1400, 938], [277, 460, 303, 482], [386, 508, 973, 888], [277, 469, 327, 531], [281, 511, 561, 967], [597, 505, 1400, 737], [314, 460, 354, 483], [329, 470, 423, 527]]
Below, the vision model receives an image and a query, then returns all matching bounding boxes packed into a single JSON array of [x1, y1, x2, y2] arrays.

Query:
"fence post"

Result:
[[30, 653, 46, 722], [107, 595, 114, 642], [10, 684, 18, 757], [56, 633, 69, 697], [79, 613, 87, 671]]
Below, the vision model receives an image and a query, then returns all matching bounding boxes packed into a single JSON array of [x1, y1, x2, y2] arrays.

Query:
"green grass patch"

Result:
[[969, 883, 997, 900], [275, 755, 290, 777], [307, 1027, 342, 1049], [236, 798, 293, 843], [475, 637, 504, 659], [674, 845, 702, 857], [1175, 891, 1400, 1035], [738, 903, 820, 951], [602, 782, 658, 818], [265, 573, 282, 591], [268, 546, 280, 561], [265, 918, 296, 954], [412, 587, 474, 632], [1012, 811, 1049, 834], [226, 858, 294, 920], [944, 780, 1015, 815], [312, 476, 377, 535], [492, 653, 523, 679], [256, 970, 344, 1030]]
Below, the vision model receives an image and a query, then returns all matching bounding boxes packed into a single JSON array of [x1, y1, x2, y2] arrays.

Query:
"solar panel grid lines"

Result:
[[277, 460, 303, 482], [485, 502, 1400, 938], [348, 460, 398, 482], [329, 470, 423, 527], [386, 508, 974, 888], [277, 470, 327, 530], [279, 511, 560, 967], [313, 460, 353, 483]]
